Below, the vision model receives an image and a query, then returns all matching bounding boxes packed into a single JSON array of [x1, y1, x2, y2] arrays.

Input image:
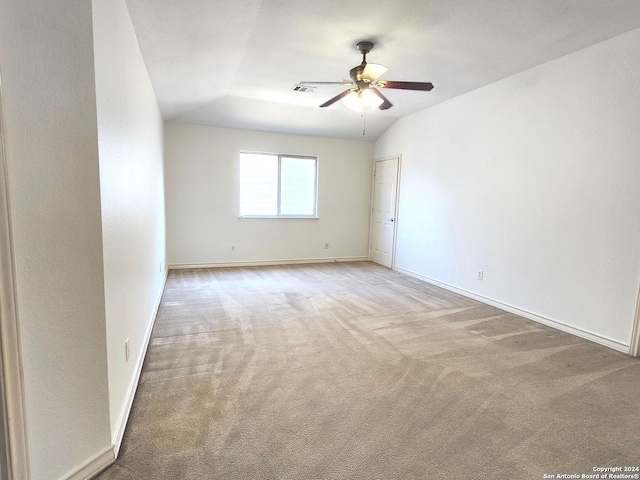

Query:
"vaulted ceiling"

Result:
[[125, 0, 640, 140]]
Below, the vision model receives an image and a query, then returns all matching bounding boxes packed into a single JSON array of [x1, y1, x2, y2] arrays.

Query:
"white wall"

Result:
[[375, 28, 640, 349], [0, 1, 111, 478], [93, 0, 167, 449], [165, 123, 374, 266]]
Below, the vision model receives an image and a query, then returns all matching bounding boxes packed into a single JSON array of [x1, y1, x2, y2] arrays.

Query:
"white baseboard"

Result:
[[630, 283, 640, 357], [61, 269, 168, 480], [394, 266, 630, 354], [111, 268, 168, 456], [169, 256, 369, 270], [62, 445, 115, 480]]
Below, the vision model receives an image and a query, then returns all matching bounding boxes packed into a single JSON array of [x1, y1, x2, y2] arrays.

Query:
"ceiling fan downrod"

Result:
[[356, 41, 374, 62]]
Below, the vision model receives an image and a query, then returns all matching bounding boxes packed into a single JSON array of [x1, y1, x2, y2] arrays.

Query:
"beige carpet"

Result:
[[97, 262, 639, 479]]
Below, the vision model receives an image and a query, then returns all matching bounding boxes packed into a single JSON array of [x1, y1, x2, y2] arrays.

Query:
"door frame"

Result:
[[630, 283, 640, 357], [0, 70, 30, 479], [369, 155, 401, 269]]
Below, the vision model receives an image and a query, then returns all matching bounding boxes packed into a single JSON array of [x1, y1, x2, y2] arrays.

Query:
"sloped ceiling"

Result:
[[125, 0, 640, 140]]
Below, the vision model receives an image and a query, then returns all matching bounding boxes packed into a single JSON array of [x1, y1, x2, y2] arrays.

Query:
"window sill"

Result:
[[237, 216, 319, 221]]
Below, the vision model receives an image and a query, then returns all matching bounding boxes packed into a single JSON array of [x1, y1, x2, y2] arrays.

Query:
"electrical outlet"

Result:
[[477, 271, 484, 281], [325, 243, 329, 249], [231, 245, 236, 252], [125, 338, 130, 362]]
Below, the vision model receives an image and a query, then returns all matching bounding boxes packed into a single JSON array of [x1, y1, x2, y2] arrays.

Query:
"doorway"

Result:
[[369, 156, 400, 268]]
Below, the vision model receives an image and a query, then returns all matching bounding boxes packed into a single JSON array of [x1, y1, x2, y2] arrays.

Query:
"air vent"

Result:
[[291, 84, 315, 93]]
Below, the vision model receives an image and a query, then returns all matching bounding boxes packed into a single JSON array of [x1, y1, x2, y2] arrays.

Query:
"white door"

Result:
[[370, 157, 399, 268]]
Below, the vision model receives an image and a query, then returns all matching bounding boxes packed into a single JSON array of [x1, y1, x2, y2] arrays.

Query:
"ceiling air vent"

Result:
[[291, 84, 315, 93]]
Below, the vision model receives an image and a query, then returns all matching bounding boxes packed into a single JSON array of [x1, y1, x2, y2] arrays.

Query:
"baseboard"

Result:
[[169, 256, 369, 270], [394, 266, 630, 354], [61, 445, 115, 480], [630, 283, 640, 357], [112, 268, 168, 456]]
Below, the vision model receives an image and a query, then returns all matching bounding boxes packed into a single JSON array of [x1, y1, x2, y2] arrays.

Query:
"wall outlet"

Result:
[[324, 243, 329, 249], [231, 245, 236, 252], [125, 338, 130, 362], [477, 271, 484, 281]]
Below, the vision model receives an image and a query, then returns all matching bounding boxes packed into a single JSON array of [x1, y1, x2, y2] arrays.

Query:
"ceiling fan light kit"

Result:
[[342, 89, 384, 112], [301, 40, 434, 112]]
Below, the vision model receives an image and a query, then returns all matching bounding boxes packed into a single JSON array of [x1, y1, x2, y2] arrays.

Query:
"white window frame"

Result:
[[238, 151, 319, 219]]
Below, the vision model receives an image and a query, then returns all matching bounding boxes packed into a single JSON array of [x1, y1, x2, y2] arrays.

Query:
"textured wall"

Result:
[[0, 0, 111, 478], [93, 0, 167, 448], [375, 28, 640, 348], [164, 122, 374, 266]]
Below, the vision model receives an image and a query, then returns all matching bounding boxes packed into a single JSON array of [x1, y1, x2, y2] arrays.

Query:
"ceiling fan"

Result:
[[301, 41, 434, 112]]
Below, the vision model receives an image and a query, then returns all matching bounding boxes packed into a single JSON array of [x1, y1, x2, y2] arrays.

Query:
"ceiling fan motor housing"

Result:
[[350, 65, 369, 86]]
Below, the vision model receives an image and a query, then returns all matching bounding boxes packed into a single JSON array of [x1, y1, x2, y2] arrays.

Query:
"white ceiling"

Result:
[[125, 0, 640, 141]]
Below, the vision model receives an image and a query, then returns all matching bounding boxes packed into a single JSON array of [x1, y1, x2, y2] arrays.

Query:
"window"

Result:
[[239, 152, 318, 218]]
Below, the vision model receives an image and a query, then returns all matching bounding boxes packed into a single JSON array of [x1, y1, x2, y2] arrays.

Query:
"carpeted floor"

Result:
[[97, 261, 639, 479]]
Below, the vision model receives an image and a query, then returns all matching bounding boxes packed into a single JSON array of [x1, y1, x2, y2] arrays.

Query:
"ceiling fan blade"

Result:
[[300, 81, 354, 85], [375, 80, 434, 91], [370, 88, 393, 110], [319, 89, 353, 108], [361, 63, 387, 82]]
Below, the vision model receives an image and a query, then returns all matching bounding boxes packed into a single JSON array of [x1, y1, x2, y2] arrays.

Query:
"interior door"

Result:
[[370, 157, 399, 268]]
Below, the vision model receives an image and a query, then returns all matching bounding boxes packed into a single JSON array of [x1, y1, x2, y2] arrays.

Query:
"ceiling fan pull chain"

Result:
[[362, 113, 366, 136]]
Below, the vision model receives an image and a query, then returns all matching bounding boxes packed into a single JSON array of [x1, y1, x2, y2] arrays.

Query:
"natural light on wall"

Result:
[[239, 152, 318, 217]]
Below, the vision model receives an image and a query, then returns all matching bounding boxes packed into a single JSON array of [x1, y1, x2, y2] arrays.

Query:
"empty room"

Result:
[[0, 0, 639, 479]]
